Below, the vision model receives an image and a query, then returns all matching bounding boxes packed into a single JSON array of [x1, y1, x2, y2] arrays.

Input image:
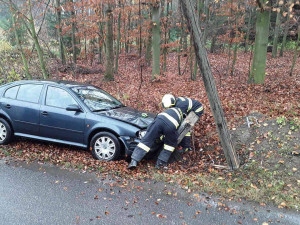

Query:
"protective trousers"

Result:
[[178, 132, 191, 151], [131, 118, 178, 163]]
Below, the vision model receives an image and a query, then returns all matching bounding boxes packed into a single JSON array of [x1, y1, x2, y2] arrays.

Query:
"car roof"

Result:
[[8, 80, 91, 88]]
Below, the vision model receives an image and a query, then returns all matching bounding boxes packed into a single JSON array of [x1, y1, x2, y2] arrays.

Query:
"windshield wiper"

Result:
[[109, 105, 124, 110], [92, 109, 110, 112], [92, 105, 124, 112]]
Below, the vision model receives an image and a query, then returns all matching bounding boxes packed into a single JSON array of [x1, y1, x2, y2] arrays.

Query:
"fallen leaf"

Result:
[[278, 202, 286, 208], [227, 188, 234, 193], [250, 183, 258, 189]]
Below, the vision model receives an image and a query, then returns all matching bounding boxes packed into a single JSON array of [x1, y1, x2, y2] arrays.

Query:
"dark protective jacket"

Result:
[[131, 107, 183, 163], [175, 97, 204, 117], [175, 97, 204, 150]]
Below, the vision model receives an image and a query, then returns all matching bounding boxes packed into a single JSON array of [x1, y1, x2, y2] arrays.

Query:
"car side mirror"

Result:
[[66, 104, 82, 112]]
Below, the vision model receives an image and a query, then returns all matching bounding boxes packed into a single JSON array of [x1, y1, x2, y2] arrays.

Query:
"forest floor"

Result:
[[0, 51, 299, 210]]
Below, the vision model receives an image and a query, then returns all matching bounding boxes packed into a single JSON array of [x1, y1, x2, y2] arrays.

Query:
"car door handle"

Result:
[[41, 111, 48, 116], [5, 104, 11, 109]]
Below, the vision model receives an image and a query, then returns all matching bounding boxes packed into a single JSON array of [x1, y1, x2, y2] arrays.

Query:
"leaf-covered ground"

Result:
[[1, 51, 299, 209]]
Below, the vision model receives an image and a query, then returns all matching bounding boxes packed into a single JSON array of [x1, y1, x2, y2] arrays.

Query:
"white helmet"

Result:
[[162, 94, 176, 109]]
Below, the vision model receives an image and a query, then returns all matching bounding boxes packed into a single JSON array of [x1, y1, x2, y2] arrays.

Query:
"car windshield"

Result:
[[71, 86, 124, 112]]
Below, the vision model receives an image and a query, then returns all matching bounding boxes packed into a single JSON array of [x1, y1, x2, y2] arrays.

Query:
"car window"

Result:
[[71, 86, 124, 112], [46, 86, 77, 109], [4, 85, 20, 99], [16, 84, 43, 103]]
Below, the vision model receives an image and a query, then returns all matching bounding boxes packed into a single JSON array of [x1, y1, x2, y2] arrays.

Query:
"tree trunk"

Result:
[[56, 0, 66, 65], [145, 11, 152, 67], [115, 1, 121, 74], [70, 0, 76, 64], [203, 0, 209, 43], [104, 4, 114, 81], [189, 40, 194, 80], [84, 35, 87, 62], [193, 55, 198, 80], [151, 4, 160, 80], [138, 0, 142, 57], [230, 2, 240, 76], [11, 11, 31, 79], [249, 2, 270, 84], [279, 0, 292, 57], [226, 40, 232, 76], [98, 35, 103, 64], [272, 0, 282, 58], [230, 42, 238, 76], [289, 24, 300, 76], [98, 5, 104, 65], [162, 1, 169, 72], [126, 10, 131, 54], [177, 32, 182, 75], [180, 0, 240, 169], [244, 7, 252, 53], [28, 0, 48, 79]]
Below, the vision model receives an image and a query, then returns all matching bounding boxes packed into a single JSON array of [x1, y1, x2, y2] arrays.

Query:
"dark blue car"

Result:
[[0, 80, 155, 161]]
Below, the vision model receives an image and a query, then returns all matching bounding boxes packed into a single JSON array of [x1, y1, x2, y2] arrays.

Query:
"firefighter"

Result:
[[161, 94, 204, 152], [128, 106, 183, 170]]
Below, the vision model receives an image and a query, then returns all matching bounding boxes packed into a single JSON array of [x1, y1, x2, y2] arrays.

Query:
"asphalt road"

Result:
[[0, 159, 299, 225]]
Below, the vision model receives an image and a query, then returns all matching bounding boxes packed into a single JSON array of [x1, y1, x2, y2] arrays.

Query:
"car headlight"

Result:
[[138, 130, 147, 139]]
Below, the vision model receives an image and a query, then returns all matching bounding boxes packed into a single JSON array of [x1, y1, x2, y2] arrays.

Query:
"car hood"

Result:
[[96, 106, 156, 129]]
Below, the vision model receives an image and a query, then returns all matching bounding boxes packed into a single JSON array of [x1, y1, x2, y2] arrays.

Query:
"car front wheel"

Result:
[[0, 118, 12, 145], [90, 132, 121, 161]]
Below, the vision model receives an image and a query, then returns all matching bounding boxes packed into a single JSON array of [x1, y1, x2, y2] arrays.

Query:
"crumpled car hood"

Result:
[[96, 106, 156, 129]]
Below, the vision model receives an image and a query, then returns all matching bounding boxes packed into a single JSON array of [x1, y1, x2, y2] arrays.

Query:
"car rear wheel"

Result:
[[0, 118, 12, 145], [90, 132, 121, 161]]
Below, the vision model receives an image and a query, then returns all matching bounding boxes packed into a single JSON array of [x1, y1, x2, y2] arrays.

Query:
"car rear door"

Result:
[[39, 85, 86, 144], [0, 83, 43, 135]]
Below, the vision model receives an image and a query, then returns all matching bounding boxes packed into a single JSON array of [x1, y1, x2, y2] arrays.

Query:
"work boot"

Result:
[[184, 147, 192, 152], [155, 159, 168, 170], [127, 159, 138, 170]]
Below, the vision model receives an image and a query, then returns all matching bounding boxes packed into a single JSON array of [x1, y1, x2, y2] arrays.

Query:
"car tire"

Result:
[[90, 132, 121, 161], [0, 118, 12, 145]]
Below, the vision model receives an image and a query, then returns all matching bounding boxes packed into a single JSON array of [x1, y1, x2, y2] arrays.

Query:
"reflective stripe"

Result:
[[164, 144, 175, 152], [170, 108, 181, 121], [187, 98, 192, 112], [137, 143, 150, 152], [178, 108, 183, 119], [195, 106, 203, 113], [185, 132, 191, 137], [159, 113, 179, 128]]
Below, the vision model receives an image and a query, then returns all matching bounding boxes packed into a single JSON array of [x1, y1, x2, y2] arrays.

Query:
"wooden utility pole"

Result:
[[180, 0, 240, 169]]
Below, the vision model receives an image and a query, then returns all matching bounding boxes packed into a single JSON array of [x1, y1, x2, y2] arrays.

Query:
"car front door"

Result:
[[39, 86, 86, 144], [1, 84, 43, 135]]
